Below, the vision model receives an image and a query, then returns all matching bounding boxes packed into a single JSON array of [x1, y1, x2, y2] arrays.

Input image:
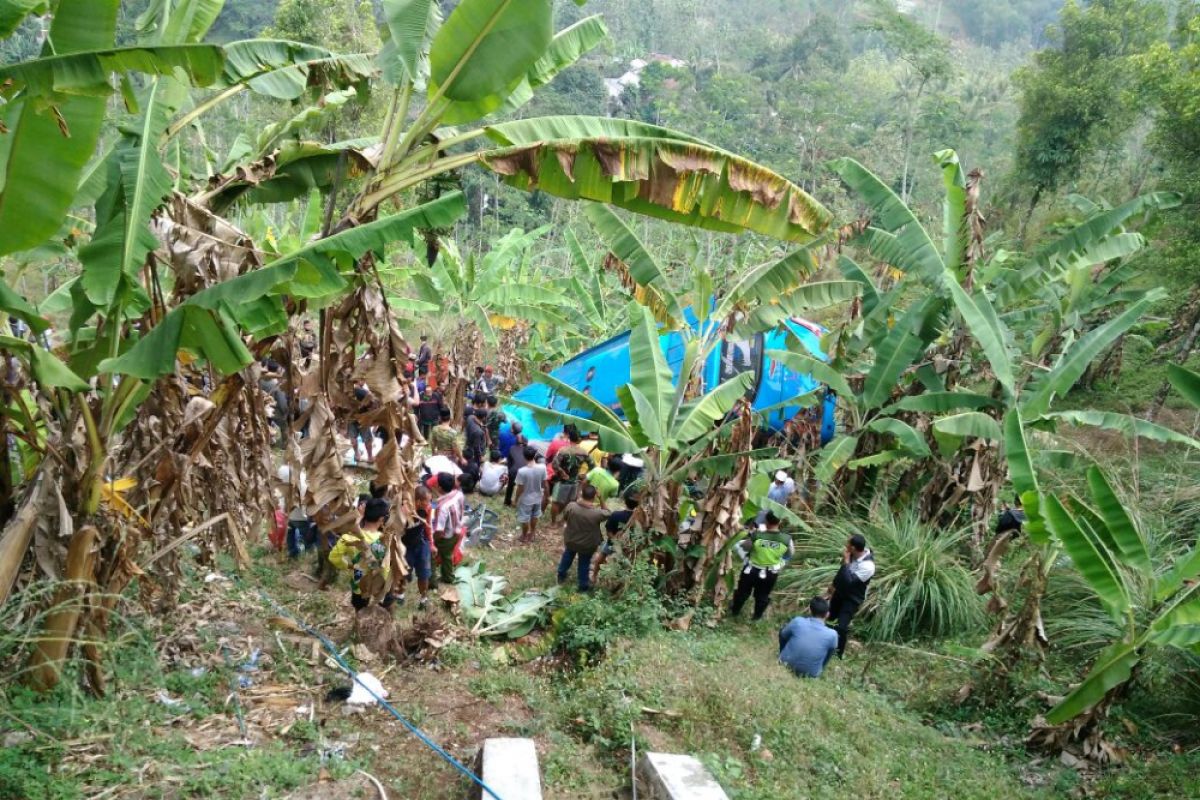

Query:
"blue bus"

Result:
[[503, 316, 837, 445]]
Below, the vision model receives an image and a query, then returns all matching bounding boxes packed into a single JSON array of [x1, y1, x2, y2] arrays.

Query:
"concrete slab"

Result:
[[478, 737, 542, 800], [637, 752, 730, 800]]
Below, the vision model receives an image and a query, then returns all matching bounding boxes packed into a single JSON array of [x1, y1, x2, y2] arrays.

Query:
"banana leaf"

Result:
[[1022, 292, 1163, 417], [0, 43, 224, 101], [379, 0, 438, 86], [932, 411, 1001, 442], [498, 14, 609, 115], [1086, 466, 1151, 575], [1043, 494, 1130, 622], [1003, 409, 1046, 543], [0, 0, 47, 39], [941, 271, 1015, 398], [1044, 640, 1140, 724], [431, 0, 553, 124], [1167, 364, 1200, 409], [814, 434, 859, 482], [0, 0, 118, 257], [766, 348, 853, 400], [882, 391, 999, 414], [482, 117, 831, 243], [1032, 410, 1200, 450], [219, 39, 376, 100], [864, 417, 930, 458], [828, 156, 942, 278]]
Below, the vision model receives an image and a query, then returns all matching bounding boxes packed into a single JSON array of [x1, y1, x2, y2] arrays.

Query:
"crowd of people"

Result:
[[269, 331, 879, 683]]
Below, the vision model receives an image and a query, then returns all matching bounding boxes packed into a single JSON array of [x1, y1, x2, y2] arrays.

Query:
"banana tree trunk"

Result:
[[0, 466, 47, 606], [25, 525, 100, 692], [689, 405, 754, 607]]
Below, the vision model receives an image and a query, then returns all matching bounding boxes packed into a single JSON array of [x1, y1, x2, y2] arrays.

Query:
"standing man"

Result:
[[550, 427, 594, 524], [557, 483, 609, 592], [430, 407, 461, 460], [476, 365, 502, 397], [827, 534, 876, 658], [757, 470, 795, 524], [778, 597, 839, 678], [417, 334, 432, 376], [464, 408, 489, 479], [416, 384, 444, 440], [399, 486, 434, 609], [485, 395, 506, 451], [729, 512, 793, 621], [432, 472, 465, 585], [503, 422, 528, 507], [513, 446, 547, 544]]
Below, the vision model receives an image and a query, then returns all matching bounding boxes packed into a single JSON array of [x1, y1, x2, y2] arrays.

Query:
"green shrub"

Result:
[[779, 507, 986, 640], [554, 557, 663, 664]]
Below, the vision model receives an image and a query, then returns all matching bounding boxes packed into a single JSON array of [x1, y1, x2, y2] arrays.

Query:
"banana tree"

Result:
[[1022, 463, 1200, 760], [814, 152, 1180, 539]]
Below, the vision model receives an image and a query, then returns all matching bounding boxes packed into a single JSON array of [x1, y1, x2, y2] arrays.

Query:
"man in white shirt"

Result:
[[757, 470, 795, 523], [827, 534, 876, 658], [478, 451, 508, 497]]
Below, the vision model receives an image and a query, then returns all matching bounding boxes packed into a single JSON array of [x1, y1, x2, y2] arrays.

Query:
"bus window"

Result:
[[717, 333, 764, 391]]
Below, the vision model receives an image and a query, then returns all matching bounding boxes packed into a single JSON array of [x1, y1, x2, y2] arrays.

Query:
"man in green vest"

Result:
[[729, 512, 793, 621]]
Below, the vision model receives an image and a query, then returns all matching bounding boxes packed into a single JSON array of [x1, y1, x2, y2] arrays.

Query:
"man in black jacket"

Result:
[[827, 534, 875, 658]]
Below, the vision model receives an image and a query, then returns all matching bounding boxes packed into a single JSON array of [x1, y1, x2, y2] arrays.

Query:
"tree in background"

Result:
[[1011, 0, 1168, 231]]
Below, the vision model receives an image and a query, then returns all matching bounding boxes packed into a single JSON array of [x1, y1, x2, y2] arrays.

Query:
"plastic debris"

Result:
[[346, 672, 388, 705]]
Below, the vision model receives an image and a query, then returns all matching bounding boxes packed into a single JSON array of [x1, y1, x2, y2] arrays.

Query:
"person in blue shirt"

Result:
[[778, 596, 839, 678]]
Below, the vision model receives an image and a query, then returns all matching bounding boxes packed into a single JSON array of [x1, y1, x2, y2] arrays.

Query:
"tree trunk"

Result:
[[26, 525, 100, 692]]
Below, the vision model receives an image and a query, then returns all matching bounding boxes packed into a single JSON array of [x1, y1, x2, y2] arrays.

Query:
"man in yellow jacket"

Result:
[[329, 498, 394, 611]]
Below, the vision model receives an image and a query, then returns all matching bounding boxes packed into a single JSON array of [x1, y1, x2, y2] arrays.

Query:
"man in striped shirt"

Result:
[[432, 472, 465, 584]]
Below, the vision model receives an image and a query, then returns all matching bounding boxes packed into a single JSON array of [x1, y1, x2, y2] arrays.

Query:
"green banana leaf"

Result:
[[860, 300, 937, 409], [942, 272, 1015, 399], [766, 348, 853, 400], [0, 0, 118, 257], [1043, 494, 1130, 622], [935, 149, 968, 279], [219, 39, 376, 100], [0, 334, 89, 392], [882, 392, 999, 414], [584, 204, 683, 323], [498, 14, 609, 115], [379, 0, 438, 86], [673, 371, 755, 444], [932, 411, 1001, 441], [0, 0, 47, 39], [1032, 410, 1200, 450], [0, 43, 223, 102], [627, 304, 675, 429], [828, 156, 942, 278], [1022, 292, 1163, 416], [814, 434, 859, 482], [1085, 466, 1151, 576], [864, 417, 930, 458], [0, 282, 48, 333], [431, 0, 553, 124], [1002, 409, 1046, 543], [1032, 192, 1181, 270], [1044, 640, 1140, 725], [1167, 363, 1200, 409]]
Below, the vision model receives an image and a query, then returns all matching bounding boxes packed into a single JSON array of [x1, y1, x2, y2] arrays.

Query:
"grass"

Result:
[[2, 494, 1198, 798]]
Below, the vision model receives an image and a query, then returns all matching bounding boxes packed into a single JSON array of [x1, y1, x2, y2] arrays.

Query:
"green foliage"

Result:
[[553, 557, 662, 664], [782, 508, 987, 641], [1012, 0, 1169, 198]]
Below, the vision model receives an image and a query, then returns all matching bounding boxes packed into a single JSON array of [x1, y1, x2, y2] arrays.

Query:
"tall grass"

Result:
[[778, 506, 986, 641]]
